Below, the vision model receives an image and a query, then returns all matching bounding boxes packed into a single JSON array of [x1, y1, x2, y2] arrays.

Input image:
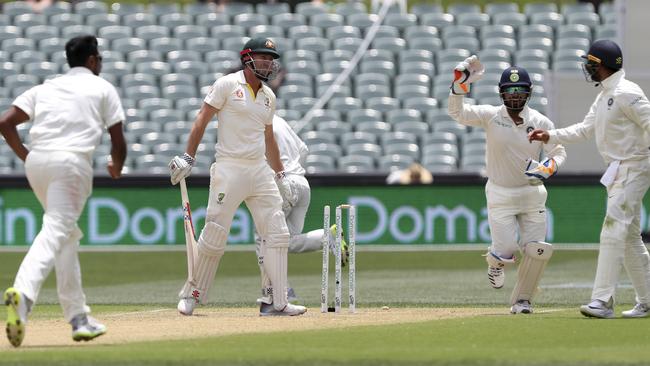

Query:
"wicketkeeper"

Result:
[[448, 56, 567, 314]]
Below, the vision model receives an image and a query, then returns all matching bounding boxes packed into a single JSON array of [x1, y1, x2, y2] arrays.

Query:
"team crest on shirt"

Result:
[[217, 192, 225, 204], [526, 126, 534, 134], [234, 88, 244, 99], [264, 97, 271, 110], [607, 97, 614, 110]]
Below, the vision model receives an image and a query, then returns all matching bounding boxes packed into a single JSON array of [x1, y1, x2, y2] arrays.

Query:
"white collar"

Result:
[[601, 69, 624, 90], [68, 66, 94, 75]]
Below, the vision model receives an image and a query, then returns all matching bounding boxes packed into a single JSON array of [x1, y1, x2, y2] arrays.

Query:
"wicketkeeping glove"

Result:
[[525, 157, 557, 180], [169, 153, 195, 185], [451, 55, 485, 95], [274, 171, 295, 211]]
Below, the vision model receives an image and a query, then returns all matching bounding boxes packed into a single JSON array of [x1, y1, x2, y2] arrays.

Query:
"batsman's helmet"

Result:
[[240, 37, 280, 60], [581, 39, 622, 71], [240, 37, 281, 82]]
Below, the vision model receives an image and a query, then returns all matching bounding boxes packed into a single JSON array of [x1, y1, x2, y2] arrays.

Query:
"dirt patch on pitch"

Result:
[[4, 307, 498, 349]]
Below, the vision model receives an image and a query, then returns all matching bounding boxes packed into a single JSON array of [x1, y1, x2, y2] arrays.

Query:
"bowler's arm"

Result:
[[0, 106, 30, 161]]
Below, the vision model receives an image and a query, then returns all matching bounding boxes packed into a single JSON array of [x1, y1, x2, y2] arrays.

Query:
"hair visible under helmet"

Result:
[[498, 66, 532, 111], [240, 37, 281, 82], [581, 39, 623, 83]]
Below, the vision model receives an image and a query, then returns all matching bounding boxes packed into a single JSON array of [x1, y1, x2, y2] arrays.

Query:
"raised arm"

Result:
[[447, 56, 493, 128]]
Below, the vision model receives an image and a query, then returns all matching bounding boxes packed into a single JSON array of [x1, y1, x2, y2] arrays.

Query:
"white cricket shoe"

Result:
[[71, 314, 106, 342], [4, 287, 30, 347], [510, 300, 533, 314], [622, 303, 649, 318], [259, 302, 307, 317], [178, 297, 198, 316], [580, 299, 615, 319], [487, 266, 505, 289]]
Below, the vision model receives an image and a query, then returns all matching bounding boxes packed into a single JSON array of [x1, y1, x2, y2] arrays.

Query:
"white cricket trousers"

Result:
[[485, 180, 548, 258], [592, 160, 650, 304], [14, 150, 93, 322]]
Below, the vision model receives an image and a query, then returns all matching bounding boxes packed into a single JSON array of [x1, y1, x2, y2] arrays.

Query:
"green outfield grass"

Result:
[[1, 249, 648, 365]]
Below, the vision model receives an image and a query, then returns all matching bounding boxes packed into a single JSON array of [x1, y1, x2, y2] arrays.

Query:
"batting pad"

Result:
[[510, 241, 553, 305], [263, 246, 288, 310], [193, 222, 227, 304]]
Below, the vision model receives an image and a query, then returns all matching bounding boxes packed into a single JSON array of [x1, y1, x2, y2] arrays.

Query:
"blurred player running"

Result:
[[1, 35, 126, 346]]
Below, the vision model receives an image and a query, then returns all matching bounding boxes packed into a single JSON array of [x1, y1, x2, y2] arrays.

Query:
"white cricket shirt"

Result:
[[13, 67, 124, 154], [204, 70, 276, 160], [547, 70, 650, 165], [448, 94, 567, 187], [273, 115, 308, 176]]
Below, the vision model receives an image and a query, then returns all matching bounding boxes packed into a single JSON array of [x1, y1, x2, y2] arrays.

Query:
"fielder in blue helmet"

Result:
[[581, 39, 623, 84]]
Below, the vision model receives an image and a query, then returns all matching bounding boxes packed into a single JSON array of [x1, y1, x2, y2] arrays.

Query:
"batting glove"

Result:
[[169, 153, 195, 185], [525, 157, 558, 180], [451, 55, 485, 95]]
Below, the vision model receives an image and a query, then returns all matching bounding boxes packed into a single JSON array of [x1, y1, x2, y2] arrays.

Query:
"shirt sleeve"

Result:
[[265, 91, 276, 126], [620, 90, 650, 135], [12, 85, 38, 120], [204, 77, 229, 110], [447, 93, 493, 128], [548, 98, 597, 144], [540, 117, 567, 167], [102, 84, 125, 128]]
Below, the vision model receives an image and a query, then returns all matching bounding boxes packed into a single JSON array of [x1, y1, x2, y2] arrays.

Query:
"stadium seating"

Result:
[[0, 0, 616, 174]]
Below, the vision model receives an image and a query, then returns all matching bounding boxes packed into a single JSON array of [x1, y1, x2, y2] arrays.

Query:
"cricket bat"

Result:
[[179, 178, 198, 283]]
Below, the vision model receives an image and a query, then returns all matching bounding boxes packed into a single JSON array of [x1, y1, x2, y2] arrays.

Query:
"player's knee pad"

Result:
[[263, 211, 290, 249], [510, 241, 553, 304], [197, 221, 227, 257], [485, 251, 516, 268]]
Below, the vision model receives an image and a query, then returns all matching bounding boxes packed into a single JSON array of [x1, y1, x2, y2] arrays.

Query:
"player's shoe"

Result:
[[4, 287, 29, 347], [71, 314, 106, 342], [510, 300, 533, 314], [259, 302, 307, 316], [329, 225, 349, 267], [580, 299, 615, 319], [622, 303, 649, 318], [487, 266, 505, 289], [256, 288, 298, 305], [177, 297, 198, 316]]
